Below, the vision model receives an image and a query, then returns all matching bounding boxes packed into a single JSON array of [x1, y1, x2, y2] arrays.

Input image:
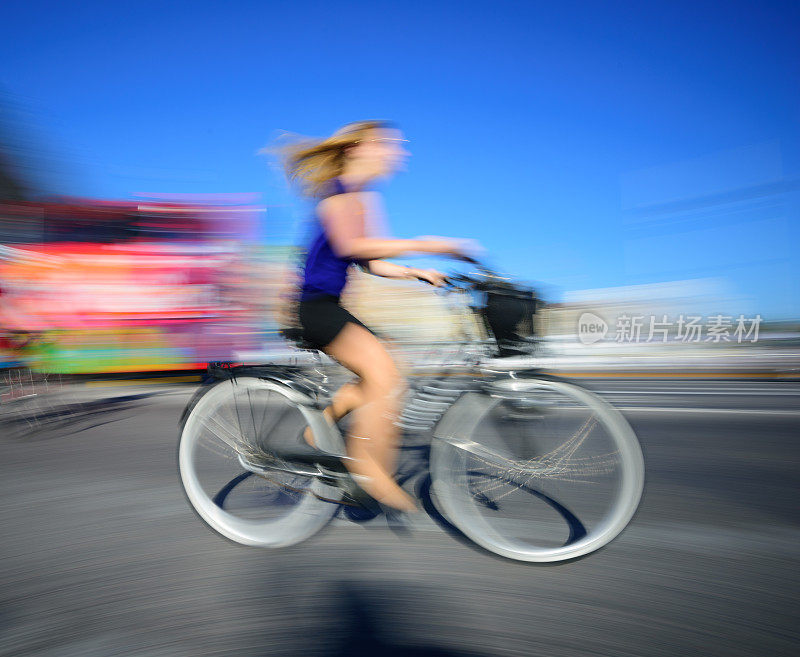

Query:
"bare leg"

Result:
[[303, 382, 363, 447], [321, 323, 415, 512], [304, 339, 410, 447]]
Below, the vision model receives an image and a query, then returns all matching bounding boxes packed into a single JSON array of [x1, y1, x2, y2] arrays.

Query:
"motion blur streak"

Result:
[[2, 1, 799, 652], [1, 379, 797, 656], [0, 196, 293, 374]]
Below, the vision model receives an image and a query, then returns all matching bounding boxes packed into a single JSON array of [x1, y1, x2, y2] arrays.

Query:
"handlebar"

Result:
[[442, 257, 506, 291]]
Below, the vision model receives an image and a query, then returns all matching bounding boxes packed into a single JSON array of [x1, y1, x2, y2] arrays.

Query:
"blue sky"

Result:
[[2, 1, 798, 316]]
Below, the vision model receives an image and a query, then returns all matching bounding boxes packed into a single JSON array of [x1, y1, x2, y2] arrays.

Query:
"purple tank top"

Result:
[[300, 179, 361, 301]]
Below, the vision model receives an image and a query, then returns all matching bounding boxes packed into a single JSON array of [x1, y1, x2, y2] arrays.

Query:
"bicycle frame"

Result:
[[178, 259, 548, 484], [179, 348, 552, 488], [178, 264, 644, 560]]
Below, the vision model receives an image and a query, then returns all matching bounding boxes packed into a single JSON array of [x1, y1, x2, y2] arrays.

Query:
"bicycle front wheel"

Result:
[[430, 377, 644, 562], [178, 377, 344, 547]]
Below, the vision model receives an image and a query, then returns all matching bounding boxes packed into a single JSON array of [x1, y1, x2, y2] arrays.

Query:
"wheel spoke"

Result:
[[196, 411, 246, 454], [430, 378, 643, 562], [178, 377, 344, 547]]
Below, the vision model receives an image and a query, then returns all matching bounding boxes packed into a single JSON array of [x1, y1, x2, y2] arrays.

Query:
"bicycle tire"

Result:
[[430, 377, 644, 562], [178, 376, 345, 547]]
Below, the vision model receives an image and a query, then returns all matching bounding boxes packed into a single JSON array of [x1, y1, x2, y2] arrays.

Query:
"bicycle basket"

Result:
[[477, 281, 539, 357]]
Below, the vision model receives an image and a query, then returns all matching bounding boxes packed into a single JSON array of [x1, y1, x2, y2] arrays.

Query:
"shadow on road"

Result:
[[331, 582, 488, 657]]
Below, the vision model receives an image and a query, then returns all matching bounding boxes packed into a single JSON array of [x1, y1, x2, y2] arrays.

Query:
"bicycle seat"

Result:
[[280, 327, 321, 352]]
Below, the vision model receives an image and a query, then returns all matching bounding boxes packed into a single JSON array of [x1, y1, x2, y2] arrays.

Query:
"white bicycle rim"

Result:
[[431, 378, 644, 562], [178, 377, 344, 547]]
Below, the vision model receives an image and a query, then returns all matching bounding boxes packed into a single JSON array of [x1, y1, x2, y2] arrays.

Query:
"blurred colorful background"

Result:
[[1, 0, 798, 377], [2, 4, 799, 657]]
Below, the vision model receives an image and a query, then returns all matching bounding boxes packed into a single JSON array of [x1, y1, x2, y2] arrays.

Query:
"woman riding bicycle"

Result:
[[280, 120, 475, 512]]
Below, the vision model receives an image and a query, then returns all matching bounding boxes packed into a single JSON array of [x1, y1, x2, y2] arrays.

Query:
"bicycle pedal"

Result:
[[340, 484, 383, 514]]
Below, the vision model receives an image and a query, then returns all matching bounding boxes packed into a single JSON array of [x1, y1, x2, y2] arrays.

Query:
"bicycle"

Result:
[[177, 262, 644, 563]]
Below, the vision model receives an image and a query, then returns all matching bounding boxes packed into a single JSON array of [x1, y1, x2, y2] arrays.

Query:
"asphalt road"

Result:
[[1, 380, 798, 656]]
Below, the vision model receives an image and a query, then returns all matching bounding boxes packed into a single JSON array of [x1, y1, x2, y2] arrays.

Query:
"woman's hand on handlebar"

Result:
[[410, 268, 449, 287]]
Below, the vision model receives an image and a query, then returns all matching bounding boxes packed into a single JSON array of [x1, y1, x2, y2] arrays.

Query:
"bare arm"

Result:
[[318, 193, 460, 260], [363, 260, 449, 286], [362, 260, 417, 280]]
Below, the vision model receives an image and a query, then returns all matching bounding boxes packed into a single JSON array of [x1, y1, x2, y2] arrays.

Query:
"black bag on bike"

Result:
[[477, 281, 539, 357]]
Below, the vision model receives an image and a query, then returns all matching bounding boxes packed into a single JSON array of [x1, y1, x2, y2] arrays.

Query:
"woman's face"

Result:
[[348, 128, 410, 179]]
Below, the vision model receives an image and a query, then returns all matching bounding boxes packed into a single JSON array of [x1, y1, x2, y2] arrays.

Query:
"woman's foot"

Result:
[[373, 485, 418, 513], [345, 470, 417, 513]]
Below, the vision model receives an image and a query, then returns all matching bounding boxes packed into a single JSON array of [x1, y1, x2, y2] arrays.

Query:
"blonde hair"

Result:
[[274, 120, 392, 197]]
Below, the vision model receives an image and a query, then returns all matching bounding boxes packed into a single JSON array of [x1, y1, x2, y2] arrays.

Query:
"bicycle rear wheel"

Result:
[[430, 377, 643, 562], [178, 377, 344, 547]]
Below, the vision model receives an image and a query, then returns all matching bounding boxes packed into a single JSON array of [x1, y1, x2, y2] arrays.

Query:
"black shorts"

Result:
[[297, 295, 372, 350]]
